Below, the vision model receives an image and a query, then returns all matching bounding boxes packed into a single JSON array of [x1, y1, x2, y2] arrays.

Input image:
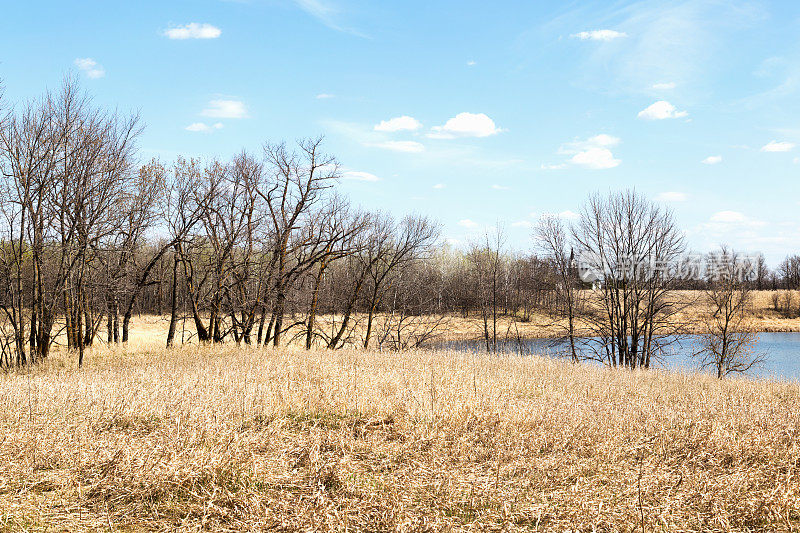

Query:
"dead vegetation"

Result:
[[0, 342, 798, 531]]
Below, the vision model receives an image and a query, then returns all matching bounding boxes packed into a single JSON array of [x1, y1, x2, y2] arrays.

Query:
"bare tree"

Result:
[[303, 196, 367, 349], [468, 226, 505, 353], [778, 255, 800, 290], [572, 190, 687, 368], [754, 253, 768, 291], [695, 247, 763, 378], [260, 137, 338, 347], [165, 158, 206, 347], [361, 214, 439, 349], [536, 216, 581, 361]]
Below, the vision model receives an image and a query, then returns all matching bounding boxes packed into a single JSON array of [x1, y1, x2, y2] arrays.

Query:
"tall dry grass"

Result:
[[0, 339, 798, 531]]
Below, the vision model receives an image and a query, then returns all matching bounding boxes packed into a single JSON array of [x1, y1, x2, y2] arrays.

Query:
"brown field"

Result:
[[433, 290, 800, 341], [104, 290, 800, 351], [0, 325, 799, 531]]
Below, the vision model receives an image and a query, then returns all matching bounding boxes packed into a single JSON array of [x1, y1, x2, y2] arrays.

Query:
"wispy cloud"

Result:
[[571, 29, 627, 41], [560, 1, 763, 95], [164, 23, 221, 40], [656, 191, 688, 202], [201, 99, 248, 119], [761, 140, 795, 152], [293, 0, 367, 37], [702, 155, 722, 164], [185, 122, 224, 133], [342, 170, 380, 182], [74, 58, 105, 79], [369, 140, 425, 153], [703, 211, 765, 233], [315, 93, 335, 99]]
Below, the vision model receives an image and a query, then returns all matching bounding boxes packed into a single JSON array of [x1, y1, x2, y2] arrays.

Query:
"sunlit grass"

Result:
[[0, 335, 798, 530]]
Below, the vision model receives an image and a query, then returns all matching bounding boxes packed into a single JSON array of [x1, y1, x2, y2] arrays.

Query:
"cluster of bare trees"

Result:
[[532, 191, 764, 378], [0, 81, 140, 366], [538, 191, 687, 369], [0, 80, 442, 367]]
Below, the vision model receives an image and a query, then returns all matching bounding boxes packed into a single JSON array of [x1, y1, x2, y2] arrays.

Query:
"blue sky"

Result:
[[2, 0, 799, 264]]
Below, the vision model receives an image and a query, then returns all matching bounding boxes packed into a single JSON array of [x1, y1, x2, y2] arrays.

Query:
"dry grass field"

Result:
[[68, 291, 800, 355], [0, 334, 798, 531]]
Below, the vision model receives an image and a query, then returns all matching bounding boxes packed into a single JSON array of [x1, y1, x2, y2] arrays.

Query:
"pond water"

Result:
[[436, 332, 800, 382]]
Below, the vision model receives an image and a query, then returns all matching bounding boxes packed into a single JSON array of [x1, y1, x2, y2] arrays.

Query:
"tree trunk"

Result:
[[272, 291, 285, 347], [166, 251, 180, 348], [256, 305, 266, 345], [306, 262, 326, 350]]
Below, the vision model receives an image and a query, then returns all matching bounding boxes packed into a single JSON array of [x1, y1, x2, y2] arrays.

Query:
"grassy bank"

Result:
[[0, 343, 798, 531]]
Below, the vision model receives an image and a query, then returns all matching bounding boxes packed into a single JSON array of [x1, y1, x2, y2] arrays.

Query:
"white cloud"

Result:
[[185, 122, 224, 133], [637, 100, 688, 120], [540, 163, 567, 170], [164, 23, 221, 40], [552, 134, 622, 170], [558, 134, 620, 152], [652, 82, 676, 90], [491, 184, 510, 190], [702, 155, 722, 164], [433, 183, 446, 189], [428, 112, 503, 139], [74, 58, 105, 79], [342, 170, 380, 182], [458, 219, 479, 228], [699, 211, 769, 247], [316, 93, 334, 99], [201, 99, 248, 119], [761, 140, 795, 152], [570, 148, 620, 169], [707, 211, 765, 229], [370, 140, 425, 153], [571, 29, 627, 41], [584, 134, 620, 147], [511, 220, 533, 228], [655, 191, 688, 202], [374, 115, 422, 132], [467, 60, 476, 66], [711, 211, 748, 223]]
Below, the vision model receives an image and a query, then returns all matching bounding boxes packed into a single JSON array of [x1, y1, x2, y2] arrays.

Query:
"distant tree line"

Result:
[[0, 79, 792, 373]]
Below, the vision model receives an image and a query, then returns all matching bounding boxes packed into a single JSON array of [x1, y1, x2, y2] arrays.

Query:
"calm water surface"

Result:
[[436, 332, 800, 381]]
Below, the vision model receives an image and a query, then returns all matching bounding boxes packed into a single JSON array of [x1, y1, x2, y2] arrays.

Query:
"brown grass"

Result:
[[0, 335, 798, 531], [83, 291, 800, 354]]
